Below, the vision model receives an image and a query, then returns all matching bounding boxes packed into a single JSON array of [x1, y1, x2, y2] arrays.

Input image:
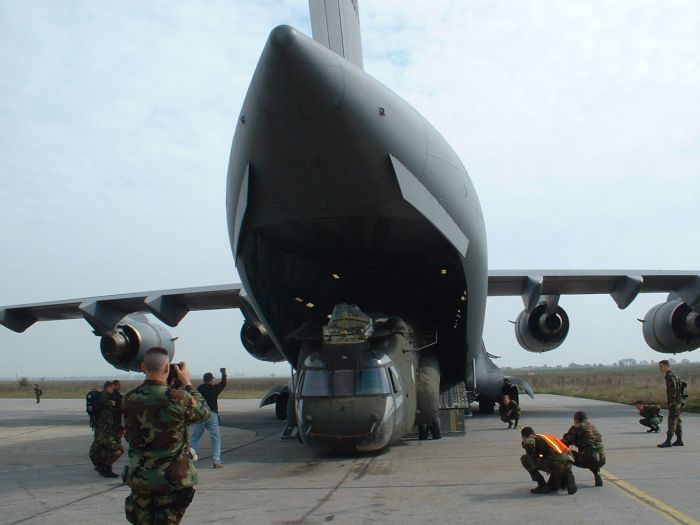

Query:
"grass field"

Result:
[[0, 377, 289, 400], [509, 363, 700, 412], [4, 364, 698, 413]]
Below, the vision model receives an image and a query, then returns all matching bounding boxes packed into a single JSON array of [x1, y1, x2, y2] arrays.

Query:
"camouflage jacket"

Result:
[[124, 380, 211, 495], [639, 404, 661, 419], [498, 400, 521, 418], [94, 391, 117, 435], [562, 421, 604, 452], [665, 371, 682, 406]]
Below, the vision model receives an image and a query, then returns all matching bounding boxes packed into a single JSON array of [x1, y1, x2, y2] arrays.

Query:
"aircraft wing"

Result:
[[487, 270, 700, 310], [0, 284, 243, 333]]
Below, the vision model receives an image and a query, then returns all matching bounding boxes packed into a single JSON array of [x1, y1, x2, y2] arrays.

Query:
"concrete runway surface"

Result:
[[1, 394, 698, 525]]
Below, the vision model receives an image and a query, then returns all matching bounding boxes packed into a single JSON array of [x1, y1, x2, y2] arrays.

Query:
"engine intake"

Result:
[[515, 303, 570, 353], [100, 321, 175, 371], [241, 320, 284, 362], [642, 300, 700, 354]]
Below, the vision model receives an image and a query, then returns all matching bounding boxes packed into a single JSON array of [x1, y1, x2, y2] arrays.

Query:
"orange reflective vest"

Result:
[[536, 433, 571, 454]]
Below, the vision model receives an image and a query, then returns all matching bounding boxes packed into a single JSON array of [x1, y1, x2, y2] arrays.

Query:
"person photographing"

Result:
[[123, 349, 211, 524], [190, 367, 227, 468]]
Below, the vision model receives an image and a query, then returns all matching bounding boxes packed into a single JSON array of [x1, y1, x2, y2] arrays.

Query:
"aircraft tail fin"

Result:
[[309, 0, 364, 69]]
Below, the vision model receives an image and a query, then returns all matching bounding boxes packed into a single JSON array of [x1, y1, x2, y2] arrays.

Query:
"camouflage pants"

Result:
[[500, 415, 518, 423], [89, 435, 123, 469], [571, 448, 605, 472], [521, 452, 573, 485], [125, 488, 195, 525], [667, 404, 683, 437], [639, 416, 662, 429]]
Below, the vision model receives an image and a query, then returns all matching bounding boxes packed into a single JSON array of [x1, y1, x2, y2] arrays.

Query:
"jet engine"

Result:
[[642, 299, 700, 353], [100, 320, 175, 371], [241, 320, 285, 362], [515, 302, 570, 353]]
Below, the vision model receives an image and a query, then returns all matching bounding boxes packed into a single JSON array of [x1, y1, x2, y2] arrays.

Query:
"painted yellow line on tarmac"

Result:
[[601, 469, 700, 525]]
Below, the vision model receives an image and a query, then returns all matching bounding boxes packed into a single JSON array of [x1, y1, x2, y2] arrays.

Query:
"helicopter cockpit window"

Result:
[[301, 369, 331, 397], [356, 368, 391, 396], [333, 370, 354, 396]]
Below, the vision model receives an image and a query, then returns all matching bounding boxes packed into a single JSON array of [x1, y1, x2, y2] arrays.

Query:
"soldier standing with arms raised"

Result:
[[657, 360, 684, 448], [123, 348, 211, 524]]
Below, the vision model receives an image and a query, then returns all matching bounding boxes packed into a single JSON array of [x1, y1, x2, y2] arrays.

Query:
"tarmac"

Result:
[[0, 394, 698, 525]]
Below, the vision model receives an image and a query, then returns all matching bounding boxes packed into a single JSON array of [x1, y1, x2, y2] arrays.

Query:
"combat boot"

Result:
[[507, 422, 512, 429], [102, 467, 119, 478], [658, 432, 673, 448], [513, 419, 519, 429], [565, 471, 577, 495], [593, 470, 603, 487], [672, 436, 684, 447], [529, 471, 548, 493]]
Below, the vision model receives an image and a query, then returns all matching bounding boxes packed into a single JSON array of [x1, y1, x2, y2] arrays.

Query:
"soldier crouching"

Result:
[[562, 411, 606, 487], [520, 426, 577, 494], [635, 401, 663, 433], [123, 349, 211, 525], [498, 394, 521, 429]]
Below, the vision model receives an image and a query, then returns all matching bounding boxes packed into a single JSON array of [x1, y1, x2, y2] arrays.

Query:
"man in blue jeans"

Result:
[[190, 368, 227, 468]]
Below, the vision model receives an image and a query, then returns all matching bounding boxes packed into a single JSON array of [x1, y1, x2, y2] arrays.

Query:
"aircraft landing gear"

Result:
[[479, 397, 496, 415]]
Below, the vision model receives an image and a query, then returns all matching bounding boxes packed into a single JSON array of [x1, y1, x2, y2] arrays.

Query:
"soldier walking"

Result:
[[498, 394, 520, 429], [123, 349, 211, 524], [657, 360, 684, 448], [520, 426, 577, 494], [33, 384, 43, 403], [635, 401, 663, 433], [562, 411, 605, 487]]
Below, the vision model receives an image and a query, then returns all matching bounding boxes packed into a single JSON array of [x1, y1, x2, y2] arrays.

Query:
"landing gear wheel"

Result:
[[479, 397, 496, 415], [418, 424, 428, 440], [275, 394, 289, 420], [430, 419, 441, 440]]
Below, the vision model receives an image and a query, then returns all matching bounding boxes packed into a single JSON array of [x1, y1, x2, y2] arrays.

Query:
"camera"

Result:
[[220, 367, 227, 375], [167, 362, 185, 388]]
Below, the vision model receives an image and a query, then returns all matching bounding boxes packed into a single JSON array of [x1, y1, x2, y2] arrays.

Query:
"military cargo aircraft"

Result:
[[1, 1, 699, 452]]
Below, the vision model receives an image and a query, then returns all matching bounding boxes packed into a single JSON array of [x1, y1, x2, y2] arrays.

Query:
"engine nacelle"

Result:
[[100, 321, 175, 371], [241, 320, 285, 362], [515, 303, 570, 353], [642, 300, 700, 354]]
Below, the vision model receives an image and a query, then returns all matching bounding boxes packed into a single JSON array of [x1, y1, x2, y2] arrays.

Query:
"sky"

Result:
[[0, 0, 699, 378]]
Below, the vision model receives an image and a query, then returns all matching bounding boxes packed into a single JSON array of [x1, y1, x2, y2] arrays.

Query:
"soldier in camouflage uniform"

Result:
[[90, 425, 125, 477], [562, 411, 606, 487], [498, 394, 521, 429], [94, 381, 117, 436], [123, 348, 211, 525], [657, 360, 684, 448], [521, 426, 577, 494], [111, 379, 124, 429], [635, 401, 663, 433]]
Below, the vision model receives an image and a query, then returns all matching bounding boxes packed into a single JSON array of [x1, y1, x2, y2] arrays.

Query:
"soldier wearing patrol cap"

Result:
[[123, 348, 211, 524], [562, 411, 606, 487], [520, 426, 577, 494]]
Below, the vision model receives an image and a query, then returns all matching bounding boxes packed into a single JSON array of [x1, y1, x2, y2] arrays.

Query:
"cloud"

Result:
[[0, 0, 699, 376]]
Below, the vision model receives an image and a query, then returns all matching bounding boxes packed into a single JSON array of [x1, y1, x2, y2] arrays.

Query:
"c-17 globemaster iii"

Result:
[[1, 1, 699, 453]]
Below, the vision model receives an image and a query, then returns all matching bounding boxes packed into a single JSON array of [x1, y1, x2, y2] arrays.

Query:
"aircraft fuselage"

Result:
[[226, 25, 493, 450]]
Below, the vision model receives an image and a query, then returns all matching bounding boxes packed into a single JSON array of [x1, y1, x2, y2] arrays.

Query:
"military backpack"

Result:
[[680, 380, 688, 406], [86, 389, 103, 427]]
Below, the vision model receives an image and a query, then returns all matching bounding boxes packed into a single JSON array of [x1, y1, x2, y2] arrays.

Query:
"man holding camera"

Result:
[[123, 349, 211, 524], [190, 368, 227, 469]]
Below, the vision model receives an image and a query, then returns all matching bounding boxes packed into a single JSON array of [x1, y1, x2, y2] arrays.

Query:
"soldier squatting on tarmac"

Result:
[[520, 426, 577, 495], [561, 411, 606, 487]]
